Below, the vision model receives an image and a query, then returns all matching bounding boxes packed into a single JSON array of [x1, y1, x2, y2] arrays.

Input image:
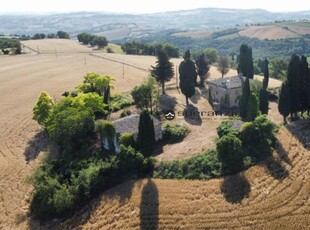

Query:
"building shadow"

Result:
[[140, 178, 159, 230], [24, 130, 48, 163], [220, 173, 251, 204], [183, 104, 202, 126]]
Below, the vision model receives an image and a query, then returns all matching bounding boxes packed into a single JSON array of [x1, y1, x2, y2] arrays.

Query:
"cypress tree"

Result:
[[278, 81, 292, 123], [137, 110, 155, 157], [237, 44, 254, 79], [179, 50, 197, 105], [246, 93, 259, 121], [300, 56, 309, 115], [259, 59, 269, 114], [287, 54, 301, 118], [239, 78, 250, 121]]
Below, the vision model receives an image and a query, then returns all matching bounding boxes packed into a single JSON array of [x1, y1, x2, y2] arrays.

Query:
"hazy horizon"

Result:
[[1, 0, 310, 14]]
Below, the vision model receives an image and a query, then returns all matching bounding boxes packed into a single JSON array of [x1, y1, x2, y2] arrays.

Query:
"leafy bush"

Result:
[[29, 145, 155, 219], [110, 93, 134, 112], [119, 132, 135, 147], [120, 108, 131, 118], [154, 149, 222, 179], [163, 123, 189, 143], [217, 133, 243, 175]]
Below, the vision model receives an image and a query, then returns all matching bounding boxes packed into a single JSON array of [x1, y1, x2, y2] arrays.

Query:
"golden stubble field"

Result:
[[0, 39, 307, 229]]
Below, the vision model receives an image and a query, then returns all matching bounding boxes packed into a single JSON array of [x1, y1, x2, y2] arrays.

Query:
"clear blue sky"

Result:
[[2, 0, 310, 13]]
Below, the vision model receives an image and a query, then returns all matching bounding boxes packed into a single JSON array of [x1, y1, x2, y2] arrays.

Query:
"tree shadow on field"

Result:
[[189, 89, 202, 104], [140, 178, 159, 230], [159, 94, 178, 111], [183, 104, 202, 126], [24, 130, 48, 163], [220, 173, 251, 204]]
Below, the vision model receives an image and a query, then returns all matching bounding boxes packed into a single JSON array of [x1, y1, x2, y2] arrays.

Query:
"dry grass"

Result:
[[0, 39, 306, 229], [238, 25, 299, 40]]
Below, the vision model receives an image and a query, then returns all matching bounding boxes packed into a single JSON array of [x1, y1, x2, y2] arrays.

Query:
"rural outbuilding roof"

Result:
[[113, 113, 161, 134], [208, 75, 246, 89]]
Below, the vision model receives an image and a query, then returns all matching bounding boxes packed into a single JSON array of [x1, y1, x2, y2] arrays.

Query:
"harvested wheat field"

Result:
[[0, 39, 309, 229], [239, 25, 299, 40], [53, 123, 310, 230]]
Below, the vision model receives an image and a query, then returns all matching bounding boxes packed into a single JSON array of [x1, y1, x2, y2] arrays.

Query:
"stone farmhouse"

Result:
[[208, 74, 246, 111]]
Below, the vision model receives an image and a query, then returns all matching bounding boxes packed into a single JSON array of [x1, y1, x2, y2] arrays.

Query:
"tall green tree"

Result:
[[92, 36, 108, 49], [56, 31, 70, 39], [300, 56, 309, 115], [217, 56, 229, 78], [33, 92, 54, 126], [239, 78, 250, 121], [287, 54, 301, 118], [270, 57, 288, 79], [278, 81, 292, 123], [137, 111, 155, 157], [131, 77, 158, 112], [246, 93, 259, 121], [150, 50, 174, 95], [179, 50, 197, 105], [237, 44, 254, 79], [217, 133, 243, 175], [194, 53, 210, 85], [259, 59, 269, 114]]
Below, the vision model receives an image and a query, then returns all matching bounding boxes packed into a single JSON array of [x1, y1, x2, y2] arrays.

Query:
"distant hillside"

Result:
[[1, 8, 310, 41]]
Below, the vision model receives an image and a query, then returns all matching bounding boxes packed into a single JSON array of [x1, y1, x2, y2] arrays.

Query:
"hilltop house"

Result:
[[103, 113, 162, 152], [208, 74, 246, 111]]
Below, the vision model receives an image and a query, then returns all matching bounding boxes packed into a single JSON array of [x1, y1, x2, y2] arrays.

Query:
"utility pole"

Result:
[[84, 54, 86, 65], [55, 48, 57, 59], [37, 45, 39, 54]]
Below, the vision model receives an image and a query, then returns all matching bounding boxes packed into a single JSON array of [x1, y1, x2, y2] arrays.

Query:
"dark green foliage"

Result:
[[120, 108, 131, 118], [119, 132, 135, 147], [154, 149, 222, 179], [32, 33, 46, 40], [92, 36, 108, 49], [259, 88, 269, 115], [150, 50, 174, 95], [246, 93, 259, 122], [110, 93, 134, 112], [270, 57, 288, 79], [96, 120, 116, 153], [217, 56, 229, 78], [300, 56, 309, 113], [77, 33, 97, 45], [217, 120, 236, 138], [131, 77, 157, 112], [287, 54, 301, 116], [29, 144, 155, 219], [217, 133, 243, 175], [194, 53, 210, 84], [121, 41, 179, 57], [0, 38, 21, 54], [237, 44, 254, 79], [263, 59, 269, 90], [240, 115, 276, 161], [211, 28, 239, 39], [56, 31, 70, 39], [278, 81, 291, 123], [163, 123, 188, 143], [179, 50, 197, 104], [47, 107, 95, 149], [137, 111, 155, 157], [239, 78, 250, 121]]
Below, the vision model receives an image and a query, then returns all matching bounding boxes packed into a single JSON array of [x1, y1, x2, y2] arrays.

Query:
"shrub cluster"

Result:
[[163, 123, 189, 143], [154, 149, 222, 179], [110, 93, 134, 112], [29, 145, 155, 219]]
